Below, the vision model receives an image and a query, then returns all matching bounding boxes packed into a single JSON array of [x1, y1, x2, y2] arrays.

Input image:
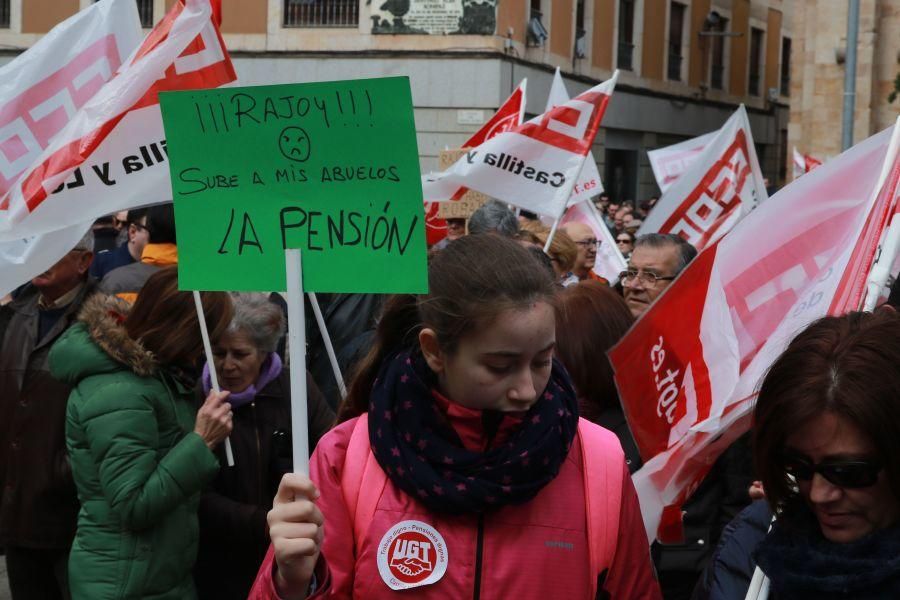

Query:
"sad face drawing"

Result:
[[278, 126, 311, 162]]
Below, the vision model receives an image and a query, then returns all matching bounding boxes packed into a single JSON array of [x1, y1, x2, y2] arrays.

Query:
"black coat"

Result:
[[692, 500, 772, 600], [0, 280, 97, 549], [653, 433, 755, 593], [193, 370, 334, 600]]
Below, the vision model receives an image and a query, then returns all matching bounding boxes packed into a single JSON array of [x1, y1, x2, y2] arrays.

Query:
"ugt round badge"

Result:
[[377, 520, 449, 590]]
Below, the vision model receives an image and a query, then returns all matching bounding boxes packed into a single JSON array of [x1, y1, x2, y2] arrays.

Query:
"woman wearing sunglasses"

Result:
[[694, 310, 900, 600], [615, 232, 635, 259]]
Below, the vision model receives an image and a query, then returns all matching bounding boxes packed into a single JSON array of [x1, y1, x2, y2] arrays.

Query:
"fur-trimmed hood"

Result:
[[49, 294, 158, 384]]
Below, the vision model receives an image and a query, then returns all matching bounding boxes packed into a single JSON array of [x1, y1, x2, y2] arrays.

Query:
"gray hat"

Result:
[[72, 229, 95, 252]]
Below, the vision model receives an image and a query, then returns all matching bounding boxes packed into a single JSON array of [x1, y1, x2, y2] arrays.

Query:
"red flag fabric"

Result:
[[638, 106, 767, 252], [611, 120, 900, 543], [424, 80, 526, 245], [792, 146, 823, 179], [0, 0, 235, 296], [422, 73, 618, 219], [0, 0, 235, 240]]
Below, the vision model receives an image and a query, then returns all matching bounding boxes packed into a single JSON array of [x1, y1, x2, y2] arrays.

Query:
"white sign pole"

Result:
[[192, 290, 234, 467], [285, 249, 310, 474], [307, 292, 348, 400], [542, 216, 562, 253]]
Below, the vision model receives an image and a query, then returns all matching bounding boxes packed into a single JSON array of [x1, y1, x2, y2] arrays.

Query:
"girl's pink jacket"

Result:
[[249, 403, 662, 599]]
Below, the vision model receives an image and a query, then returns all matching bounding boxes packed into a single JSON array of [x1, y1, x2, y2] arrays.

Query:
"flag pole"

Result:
[[862, 117, 900, 311], [193, 291, 234, 467], [307, 292, 347, 399], [285, 249, 310, 474], [543, 215, 562, 253]]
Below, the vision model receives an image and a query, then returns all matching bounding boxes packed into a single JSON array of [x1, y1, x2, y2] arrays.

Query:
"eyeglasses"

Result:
[[618, 269, 676, 285], [616, 238, 632, 244], [129, 221, 150, 233], [574, 238, 599, 248], [784, 454, 883, 489]]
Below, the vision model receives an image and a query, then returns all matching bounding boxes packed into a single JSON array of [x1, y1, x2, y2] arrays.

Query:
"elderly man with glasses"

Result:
[[620, 233, 697, 318], [560, 222, 605, 282]]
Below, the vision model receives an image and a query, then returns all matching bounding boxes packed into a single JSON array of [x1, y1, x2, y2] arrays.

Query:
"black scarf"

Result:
[[755, 508, 900, 599], [367, 350, 579, 514]]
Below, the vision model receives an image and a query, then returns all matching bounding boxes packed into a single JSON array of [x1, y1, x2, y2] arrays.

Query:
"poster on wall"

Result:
[[369, 0, 497, 35]]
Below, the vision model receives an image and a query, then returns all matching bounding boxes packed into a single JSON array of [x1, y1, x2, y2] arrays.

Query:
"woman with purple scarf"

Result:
[[193, 293, 334, 600]]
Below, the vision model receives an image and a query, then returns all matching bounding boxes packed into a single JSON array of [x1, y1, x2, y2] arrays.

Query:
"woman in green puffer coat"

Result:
[[49, 267, 234, 600]]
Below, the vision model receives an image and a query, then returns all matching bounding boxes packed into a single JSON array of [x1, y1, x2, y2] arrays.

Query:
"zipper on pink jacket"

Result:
[[473, 514, 485, 599]]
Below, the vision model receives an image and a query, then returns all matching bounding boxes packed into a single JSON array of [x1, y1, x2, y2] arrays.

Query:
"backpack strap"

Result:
[[578, 418, 625, 598], [340, 414, 388, 556]]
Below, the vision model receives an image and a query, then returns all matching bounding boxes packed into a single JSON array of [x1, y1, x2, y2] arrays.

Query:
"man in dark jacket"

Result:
[[100, 203, 177, 304], [89, 208, 150, 280], [654, 434, 754, 600], [0, 232, 97, 600]]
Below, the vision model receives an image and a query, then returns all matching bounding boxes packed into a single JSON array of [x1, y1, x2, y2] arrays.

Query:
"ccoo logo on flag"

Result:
[[518, 91, 610, 156]]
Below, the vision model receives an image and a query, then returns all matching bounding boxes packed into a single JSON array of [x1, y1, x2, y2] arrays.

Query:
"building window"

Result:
[[0, 0, 8, 28], [575, 0, 586, 58], [667, 2, 686, 81], [283, 0, 359, 28], [710, 16, 728, 90], [748, 27, 764, 96], [780, 37, 792, 96], [618, 0, 635, 70], [136, 0, 153, 27]]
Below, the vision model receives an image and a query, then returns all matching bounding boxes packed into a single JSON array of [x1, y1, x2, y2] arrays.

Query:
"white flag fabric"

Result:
[[638, 105, 767, 252], [0, 0, 234, 240], [424, 79, 526, 245], [648, 131, 715, 193], [422, 72, 619, 219], [0, 0, 141, 297], [610, 119, 900, 542], [545, 68, 604, 206], [560, 200, 626, 283], [792, 146, 823, 180], [0, 0, 235, 297]]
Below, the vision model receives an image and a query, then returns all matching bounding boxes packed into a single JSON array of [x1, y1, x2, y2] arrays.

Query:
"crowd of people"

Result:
[[1, 194, 899, 600]]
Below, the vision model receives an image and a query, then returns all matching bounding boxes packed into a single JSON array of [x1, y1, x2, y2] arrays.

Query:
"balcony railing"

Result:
[[617, 42, 634, 70], [667, 52, 682, 81], [284, 0, 359, 28]]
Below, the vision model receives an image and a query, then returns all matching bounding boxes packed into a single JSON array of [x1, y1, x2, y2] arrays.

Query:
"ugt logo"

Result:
[[388, 532, 434, 582], [377, 520, 449, 590]]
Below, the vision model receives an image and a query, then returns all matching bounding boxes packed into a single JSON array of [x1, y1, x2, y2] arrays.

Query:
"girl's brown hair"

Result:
[[753, 310, 900, 513], [554, 281, 634, 422], [338, 234, 557, 422], [125, 267, 233, 367]]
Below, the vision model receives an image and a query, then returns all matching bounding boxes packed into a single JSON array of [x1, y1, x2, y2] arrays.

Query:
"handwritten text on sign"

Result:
[[159, 77, 427, 293]]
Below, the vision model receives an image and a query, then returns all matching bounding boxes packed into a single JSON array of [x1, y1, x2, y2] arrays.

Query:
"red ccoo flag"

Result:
[[611, 119, 900, 543]]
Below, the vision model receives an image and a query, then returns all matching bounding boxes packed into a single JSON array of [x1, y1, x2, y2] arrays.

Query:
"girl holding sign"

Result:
[[247, 235, 660, 598]]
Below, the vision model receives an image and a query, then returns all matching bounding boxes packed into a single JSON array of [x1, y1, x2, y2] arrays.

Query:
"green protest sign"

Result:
[[159, 77, 427, 293]]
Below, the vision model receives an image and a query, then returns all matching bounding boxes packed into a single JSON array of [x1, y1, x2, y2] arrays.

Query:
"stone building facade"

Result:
[[0, 0, 795, 201], [789, 0, 899, 169]]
